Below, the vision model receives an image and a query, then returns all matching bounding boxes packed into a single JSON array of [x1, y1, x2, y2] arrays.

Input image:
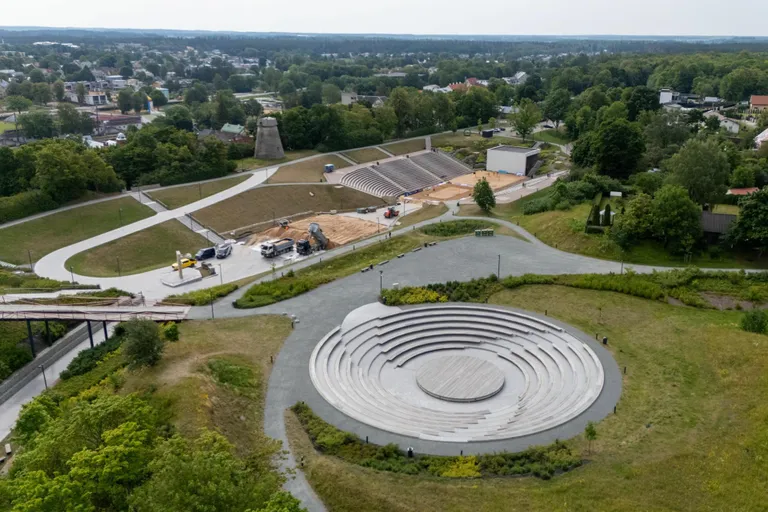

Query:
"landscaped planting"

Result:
[[291, 402, 581, 480]]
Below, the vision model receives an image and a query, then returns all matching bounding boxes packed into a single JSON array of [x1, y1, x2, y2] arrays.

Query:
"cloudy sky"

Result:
[[2, 0, 766, 36]]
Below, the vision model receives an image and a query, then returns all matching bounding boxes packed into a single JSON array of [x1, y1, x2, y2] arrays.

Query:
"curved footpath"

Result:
[[32, 168, 275, 287], [185, 209, 701, 512]]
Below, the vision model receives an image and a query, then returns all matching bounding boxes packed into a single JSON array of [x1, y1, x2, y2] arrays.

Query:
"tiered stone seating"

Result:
[[373, 159, 441, 192], [309, 304, 605, 442], [412, 152, 472, 180], [340, 167, 404, 197]]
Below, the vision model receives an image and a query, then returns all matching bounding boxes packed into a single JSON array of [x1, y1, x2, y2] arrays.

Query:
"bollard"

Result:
[[614, 406, 617, 414], [365, 436, 368, 444], [545, 309, 547, 316], [624, 366, 626, 374], [602, 337, 608, 345]]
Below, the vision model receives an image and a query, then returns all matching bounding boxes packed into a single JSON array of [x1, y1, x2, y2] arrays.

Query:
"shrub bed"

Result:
[[420, 220, 494, 237], [235, 273, 331, 308], [382, 275, 502, 305], [164, 283, 239, 306], [381, 269, 768, 309], [60, 324, 127, 380], [291, 402, 581, 479]]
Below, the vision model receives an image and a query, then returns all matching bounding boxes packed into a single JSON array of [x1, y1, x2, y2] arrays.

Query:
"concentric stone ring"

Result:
[[309, 303, 606, 442]]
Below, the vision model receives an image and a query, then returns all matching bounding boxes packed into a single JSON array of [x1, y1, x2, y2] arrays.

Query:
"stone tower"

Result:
[[254, 117, 285, 159]]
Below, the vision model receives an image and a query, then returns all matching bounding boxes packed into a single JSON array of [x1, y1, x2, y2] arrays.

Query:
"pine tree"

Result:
[[602, 203, 612, 226]]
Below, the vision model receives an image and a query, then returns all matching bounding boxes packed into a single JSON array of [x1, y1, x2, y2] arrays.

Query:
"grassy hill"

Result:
[[195, 184, 387, 234]]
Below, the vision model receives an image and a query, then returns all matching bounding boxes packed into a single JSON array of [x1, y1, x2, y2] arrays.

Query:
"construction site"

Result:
[[247, 214, 382, 250], [411, 170, 525, 202]]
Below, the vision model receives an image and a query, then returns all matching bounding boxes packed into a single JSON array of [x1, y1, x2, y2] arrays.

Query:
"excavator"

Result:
[[296, 223, 329, 256], [383, 206, 400, 219]]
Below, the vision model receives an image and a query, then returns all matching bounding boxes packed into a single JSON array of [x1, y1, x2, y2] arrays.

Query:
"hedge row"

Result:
[[291, 402, 581, 479], [0, 190, 58, 224], [420, 220, 494, 237], [234, 271, 331, 308], [164, 283, 239, 306], [381, 269, 768, 309]]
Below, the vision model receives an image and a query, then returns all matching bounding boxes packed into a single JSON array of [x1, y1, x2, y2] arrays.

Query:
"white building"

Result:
[[659, 88, 679, 105], [754, 127, 768, 148], [703, 111, 741, 134], [486, 145, 541, 176]]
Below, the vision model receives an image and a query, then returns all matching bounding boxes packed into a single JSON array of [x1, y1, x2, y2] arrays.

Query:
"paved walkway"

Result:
[[32, 169, 275, 292]]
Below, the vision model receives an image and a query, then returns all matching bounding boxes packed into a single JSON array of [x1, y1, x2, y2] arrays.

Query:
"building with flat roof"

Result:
[[486, 145, 541, 176]]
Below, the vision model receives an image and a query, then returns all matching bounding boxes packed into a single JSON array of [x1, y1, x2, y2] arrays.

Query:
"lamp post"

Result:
[[379, 270, 383, 294], [497, 254, 501, 278], [39, 364, 48, 390], [69, 265, 74, 284], [117, 257, 121, 277], [118, 207, 123, 227], [219, 264, 223, 285]]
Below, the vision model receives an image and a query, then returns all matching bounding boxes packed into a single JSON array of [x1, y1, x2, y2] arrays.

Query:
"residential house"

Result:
[[502, 72, 528, 86], [726, 187, 759, 196], [92, 113, 143, 136], [341, 92, 386, 107], [659, 88, 680, 105], [703, 111, 740, 134], [754, 127, 768, 148], [198, 123, 251, 144], [749, 95, 768, 112], [0, 80, 8, 98]]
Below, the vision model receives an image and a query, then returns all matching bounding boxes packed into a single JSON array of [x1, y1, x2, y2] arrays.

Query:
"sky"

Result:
[[2, 0, 767, 37]]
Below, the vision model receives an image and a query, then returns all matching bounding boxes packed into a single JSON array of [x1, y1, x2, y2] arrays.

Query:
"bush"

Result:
[[163, 322, 179, 341], [60, 333, 124, 380], [741, 310, 768, 334], [523, 197, 553, 215], [291, 402, 580, 479], [0, 190, 59, 224], [164, 283, 239, 305], [122, 319, 165, 368], [234, 275, 331, 309], [420, 220, 494, 237], [226, 142, 254, 160]]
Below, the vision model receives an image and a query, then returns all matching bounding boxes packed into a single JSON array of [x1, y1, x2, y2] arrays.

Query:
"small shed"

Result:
[[701, 211, 737, 243]]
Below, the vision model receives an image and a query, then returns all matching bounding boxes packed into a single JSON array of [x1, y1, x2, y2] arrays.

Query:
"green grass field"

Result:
[[235, 149, 319, 171], [395, 204, 448, 228], [267, 154, 351, 184], [381, 139, 426, 155], [460, 195, 764, 268], [0, 197, 155, 265], [533, 128, 572, 144], [65, 220, 210, 277], [121, 316, 292, 453], [342, 147, 389, 163], [288, 284, 768, 511], [0, 121, 14, 134], [146, 175, 250, 209], [195, 184, 386, 235]]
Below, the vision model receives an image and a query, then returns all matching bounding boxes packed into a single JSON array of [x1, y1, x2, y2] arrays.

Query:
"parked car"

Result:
[[499, 127, 506, 131], [195, 247, 216, 260], [543, 124, 554, 129], [215, 242, 232, 259], [171, 258, 197, 271]]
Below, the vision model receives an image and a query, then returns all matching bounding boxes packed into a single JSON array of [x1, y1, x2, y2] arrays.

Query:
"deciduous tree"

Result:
[[473, 177, 496, 213], [510, 98, 540, 141], [665, 139, 730, 205]]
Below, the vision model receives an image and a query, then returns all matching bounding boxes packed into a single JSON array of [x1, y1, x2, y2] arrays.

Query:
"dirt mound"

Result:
[[248, 214, 380, 248]]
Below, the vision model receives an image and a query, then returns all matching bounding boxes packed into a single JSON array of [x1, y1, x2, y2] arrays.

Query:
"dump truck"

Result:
[[296, 223, 329, 255], [383, 207, 399, 219], [261, 238, 294, 258]]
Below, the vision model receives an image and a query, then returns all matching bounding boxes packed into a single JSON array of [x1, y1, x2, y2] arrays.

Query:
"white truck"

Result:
[[261, 238, 294, 258]]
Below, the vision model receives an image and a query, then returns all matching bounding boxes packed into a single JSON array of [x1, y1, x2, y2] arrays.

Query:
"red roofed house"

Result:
[[447, 82, 466, 92], [726, 187, 759, 196], [750, 95, 768, 112]]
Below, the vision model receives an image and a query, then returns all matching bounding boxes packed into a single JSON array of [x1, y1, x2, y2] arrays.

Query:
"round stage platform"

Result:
[[309, 302, 611, 443]]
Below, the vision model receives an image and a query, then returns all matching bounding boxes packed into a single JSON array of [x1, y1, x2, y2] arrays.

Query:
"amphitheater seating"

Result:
[[340, 166, 405, 197], [309, 304, 605, 442], [340, 152, 474, 197], [372, 159, 441, 193], [412, 152, 472, 180]]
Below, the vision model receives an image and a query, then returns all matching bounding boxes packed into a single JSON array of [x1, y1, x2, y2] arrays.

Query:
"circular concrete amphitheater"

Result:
[[309, 302, 616, 444]]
